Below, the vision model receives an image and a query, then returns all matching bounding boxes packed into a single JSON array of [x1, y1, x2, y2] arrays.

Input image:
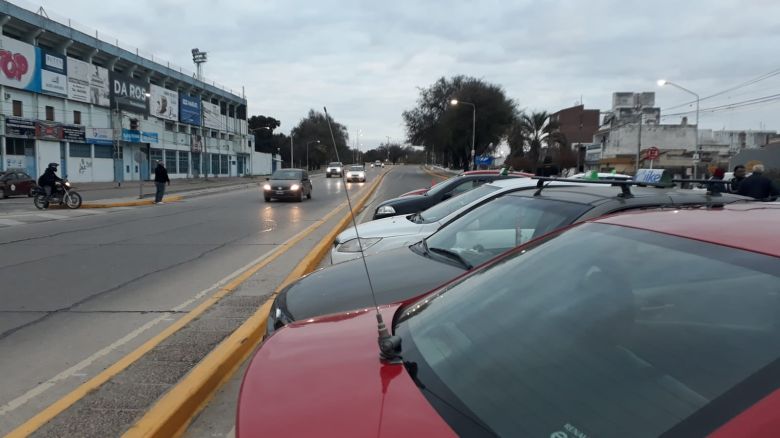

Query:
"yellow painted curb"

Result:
[[122, 169, 391, 438], [4, 173, 388, 438], [421, 165, 454, 180], [81, 195, 184, 209]]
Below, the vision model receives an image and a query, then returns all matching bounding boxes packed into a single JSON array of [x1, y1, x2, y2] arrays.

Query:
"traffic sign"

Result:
[[646, 147, 660, 160]]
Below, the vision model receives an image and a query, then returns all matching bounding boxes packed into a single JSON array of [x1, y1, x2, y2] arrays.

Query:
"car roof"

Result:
[[507, 184, 748, 206], [462, 169, 533, 177], [595, 204, 780, 257]]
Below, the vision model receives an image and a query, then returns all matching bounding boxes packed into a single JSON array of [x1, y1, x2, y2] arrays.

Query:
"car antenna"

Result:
[[323, 106, 402, 364]]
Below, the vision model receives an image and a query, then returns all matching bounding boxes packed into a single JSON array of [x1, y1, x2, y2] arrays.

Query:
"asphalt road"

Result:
[[0, 165, 434, 435]]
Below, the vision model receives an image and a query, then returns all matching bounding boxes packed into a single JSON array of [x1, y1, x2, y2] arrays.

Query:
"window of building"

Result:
[[178, 151, 189, 174], [210, 130, 217, 138], [45, 106, 55, 121], [5, 138, 33, 155], [165, 121, 175, 131], [69, 144, 91, 158], [165, 150, 177, 173], [220, 154, 229, 174], [220, 101, 227, 115], [93, 145, 113, 159], [73, 110, 82, 125], [191, 127, 199, 135], [178, 124, 187, 133], [228, 105, 235, 118], [150, 148, 163, 164], [192, 153, 201, 174], [12, 100, 23, 117], [220, 132, 226, 140]]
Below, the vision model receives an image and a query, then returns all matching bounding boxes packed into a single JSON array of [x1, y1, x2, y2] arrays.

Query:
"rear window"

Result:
[[328, 162, 342, 166], [349, 165, 364, 170], [271, 170, 301, 180], [398, 224, 780, 438]]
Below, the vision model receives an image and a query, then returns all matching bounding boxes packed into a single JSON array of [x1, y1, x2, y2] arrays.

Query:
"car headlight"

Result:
[[290, 184, 300, 191], [376, 205, 396, 216], [337, 237, 382, 253], [263, 184, 271, 190]]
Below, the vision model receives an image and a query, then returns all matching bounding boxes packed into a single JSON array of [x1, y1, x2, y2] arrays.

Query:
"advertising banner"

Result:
[[110, 72, 149, 115], [121, 129, 159, 144], [179, 94, 201, 126], [85, 127, 114, 145], [67, 57, 110, 106], [202, 100, 224, 130], [36, 121, 63, 141], [40, 50, 67, 96], [5, 117, 36, 138], [0, 36, 41, 92], [191, 134, 203, 152], [149, 84, 179, 121], [62, 124, 86, 142]]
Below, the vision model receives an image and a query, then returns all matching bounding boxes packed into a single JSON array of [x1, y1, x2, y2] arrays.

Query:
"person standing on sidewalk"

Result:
[[154, 160, 170, 204]]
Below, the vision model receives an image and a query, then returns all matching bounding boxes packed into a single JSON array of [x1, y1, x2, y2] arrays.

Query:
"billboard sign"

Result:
[[40, 50, 67, 96], [121, 129, 159, 143], [62, 124, 86, 142], [150, 84, 179, 121], [67, 57, 110, 106], [110, 72, 149, 115], [85, 127, 114, 145], [191, 134, 203, 152], [635, 169, 666, 184], [5, 117, 36, 138], [36, 121, 63, 141], [179, 94, 201, 125], [202, 100, 224, 130], [0, 36, 41, 92]]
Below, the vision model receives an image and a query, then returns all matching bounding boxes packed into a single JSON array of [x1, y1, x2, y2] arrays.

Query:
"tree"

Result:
[[249, 115, 283, 154], [403, 75, 517, 169], [290, 110, 350, 169], [507, 111, 567, 166]]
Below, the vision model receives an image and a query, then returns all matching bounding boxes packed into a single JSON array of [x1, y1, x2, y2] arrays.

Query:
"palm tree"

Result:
[[507, 111, 567, 165]]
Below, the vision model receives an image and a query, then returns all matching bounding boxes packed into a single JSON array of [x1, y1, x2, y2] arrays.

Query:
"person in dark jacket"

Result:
[[153, 161, 170, 204], [37, 163, 63, 199], [737, 164, 779, 201], [707, 167, 727, 194], [729, 165, 747, 193]]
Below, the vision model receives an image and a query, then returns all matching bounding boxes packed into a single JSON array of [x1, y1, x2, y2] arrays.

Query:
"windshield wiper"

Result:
[[428, 247, 472, 269]]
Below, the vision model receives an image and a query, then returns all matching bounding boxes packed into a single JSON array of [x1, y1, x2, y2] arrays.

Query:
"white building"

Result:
[[699, 129, 776, 153], [0, 2, 273, 183]]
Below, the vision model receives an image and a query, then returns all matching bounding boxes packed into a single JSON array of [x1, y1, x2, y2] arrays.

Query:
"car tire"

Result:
[[296, 192, 303, 202], [326, 174, 330, 178], [27, 188, 34, 197], [306, 191, 311, 199], [2, 189, 8, 199], [264, 196, 271, 202]]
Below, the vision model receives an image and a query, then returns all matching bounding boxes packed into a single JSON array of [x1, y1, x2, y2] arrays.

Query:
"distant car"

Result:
[[373, 172, 530, 220], [325, 162, 343, 178], [375, 160, 384, 168], [0, 170, 35, 198], [263, 169, 312, 202], [370, 163, 375, 168], [345, 165, 366, 182], [239, 204, 780, 438], [268, 183, 749, 334]]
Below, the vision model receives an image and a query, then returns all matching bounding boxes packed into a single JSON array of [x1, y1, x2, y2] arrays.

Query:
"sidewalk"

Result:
[[74, 176, 264, 203]]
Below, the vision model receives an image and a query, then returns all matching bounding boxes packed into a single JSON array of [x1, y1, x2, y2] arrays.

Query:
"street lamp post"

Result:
[[658, 79, 700, 178], [306, 140, 320, 170], [449, 99, 476, 170]]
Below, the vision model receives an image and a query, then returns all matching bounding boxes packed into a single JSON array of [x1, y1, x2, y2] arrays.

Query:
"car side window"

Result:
[[446, 180, 477, 197]]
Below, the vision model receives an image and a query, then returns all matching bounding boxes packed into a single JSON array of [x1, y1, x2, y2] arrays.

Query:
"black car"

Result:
[[263, 169, 312, 202], [372, 171, 526, 219], [267, 182, 749, 333], [0, 169, 36, 198]]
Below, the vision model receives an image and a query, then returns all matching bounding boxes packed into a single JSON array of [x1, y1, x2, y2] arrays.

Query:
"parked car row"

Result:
[[238, 169, 780, 437]]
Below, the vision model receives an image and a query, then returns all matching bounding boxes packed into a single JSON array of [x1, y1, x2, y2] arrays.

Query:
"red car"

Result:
[[400, 169, 533, 197], [0, 169, 36, 198], [237, 204, 780, 438]]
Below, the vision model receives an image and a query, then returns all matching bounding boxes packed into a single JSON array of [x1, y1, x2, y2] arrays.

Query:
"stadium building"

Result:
[[0, 1, 272, 183]]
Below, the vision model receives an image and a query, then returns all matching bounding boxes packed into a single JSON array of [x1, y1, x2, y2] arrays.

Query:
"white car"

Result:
[[345, 165, 366, 182], [332, 177, 597, 264], [325, 162, 343, 178]]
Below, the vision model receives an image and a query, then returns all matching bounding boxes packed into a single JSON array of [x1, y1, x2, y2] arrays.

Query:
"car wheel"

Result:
[[326, 174, 330, 178], [2, 188, 8, 199], [296, 191, 303, 202], [264, 196, 271, 202], [306, 190, 311, 199], [27, 188, 34, 197]]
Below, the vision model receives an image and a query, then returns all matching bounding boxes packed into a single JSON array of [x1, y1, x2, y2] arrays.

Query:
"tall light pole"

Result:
[[450, 99, 476, 170], [635, 102, 643, 173], [289, 134, 294, 169], [658, 79, 700, 178], [306, 140, 319, 170]]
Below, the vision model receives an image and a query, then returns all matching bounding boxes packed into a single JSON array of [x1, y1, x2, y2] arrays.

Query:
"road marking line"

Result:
[[122, 170, 391, 438], [0, 218, 25, 226], [3, 176, 383, 438], [34, 213, 69, 220]]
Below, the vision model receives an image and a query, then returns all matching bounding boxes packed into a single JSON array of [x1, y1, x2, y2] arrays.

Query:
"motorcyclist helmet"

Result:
[[47, 163, 59, 171]]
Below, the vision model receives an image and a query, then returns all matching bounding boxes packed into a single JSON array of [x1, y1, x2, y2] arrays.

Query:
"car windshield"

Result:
[[415, 183, 502, 224], [397, 223, 780, 438], [328, 162, 342, 167], [422, 195, 589, 267], [270, 170, 301, 180], [349, 165, 364, 171]]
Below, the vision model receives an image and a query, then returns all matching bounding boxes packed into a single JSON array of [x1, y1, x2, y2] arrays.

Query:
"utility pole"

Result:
[[290, 135, 293, 169], [635, 103, 643, 173]]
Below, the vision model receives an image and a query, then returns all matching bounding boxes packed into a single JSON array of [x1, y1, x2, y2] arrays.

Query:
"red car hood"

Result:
[[237, 305, 455, 438]]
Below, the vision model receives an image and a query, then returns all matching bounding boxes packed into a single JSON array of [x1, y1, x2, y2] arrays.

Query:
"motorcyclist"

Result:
[[38, 163, 63, 199]]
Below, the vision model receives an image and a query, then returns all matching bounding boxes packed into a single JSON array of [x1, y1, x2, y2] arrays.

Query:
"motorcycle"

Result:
[[32, 179, 82, 210]]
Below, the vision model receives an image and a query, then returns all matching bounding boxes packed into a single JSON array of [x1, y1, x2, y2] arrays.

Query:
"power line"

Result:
[[661, 93, 780, 118], [662, 67, 780, 111]]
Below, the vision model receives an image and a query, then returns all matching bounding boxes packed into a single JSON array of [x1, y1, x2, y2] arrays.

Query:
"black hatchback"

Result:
[[263, 169, 312, 202]]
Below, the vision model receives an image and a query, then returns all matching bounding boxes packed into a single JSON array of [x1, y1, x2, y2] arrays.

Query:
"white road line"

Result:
[[34, 213, 69, 220], [0, 218, 25, 226], [0, 221, 329, 417], [72, 209, 107, 215]]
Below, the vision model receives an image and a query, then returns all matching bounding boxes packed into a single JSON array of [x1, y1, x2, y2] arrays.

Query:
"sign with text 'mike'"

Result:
[[109, 72, 149, 115]]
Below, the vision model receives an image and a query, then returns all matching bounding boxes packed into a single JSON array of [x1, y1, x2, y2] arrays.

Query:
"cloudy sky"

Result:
[[30, 0, 780, 147]]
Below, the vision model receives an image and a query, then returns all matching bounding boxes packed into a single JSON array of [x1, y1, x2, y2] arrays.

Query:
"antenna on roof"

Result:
[[323, 106, 402, 364], [37, 7, 49, 18]]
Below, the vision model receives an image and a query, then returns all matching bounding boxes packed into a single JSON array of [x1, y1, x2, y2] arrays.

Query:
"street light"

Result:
[[658, 79, 700, 178], [449, 99, 476, 170], [306, 140, 320, 170]]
